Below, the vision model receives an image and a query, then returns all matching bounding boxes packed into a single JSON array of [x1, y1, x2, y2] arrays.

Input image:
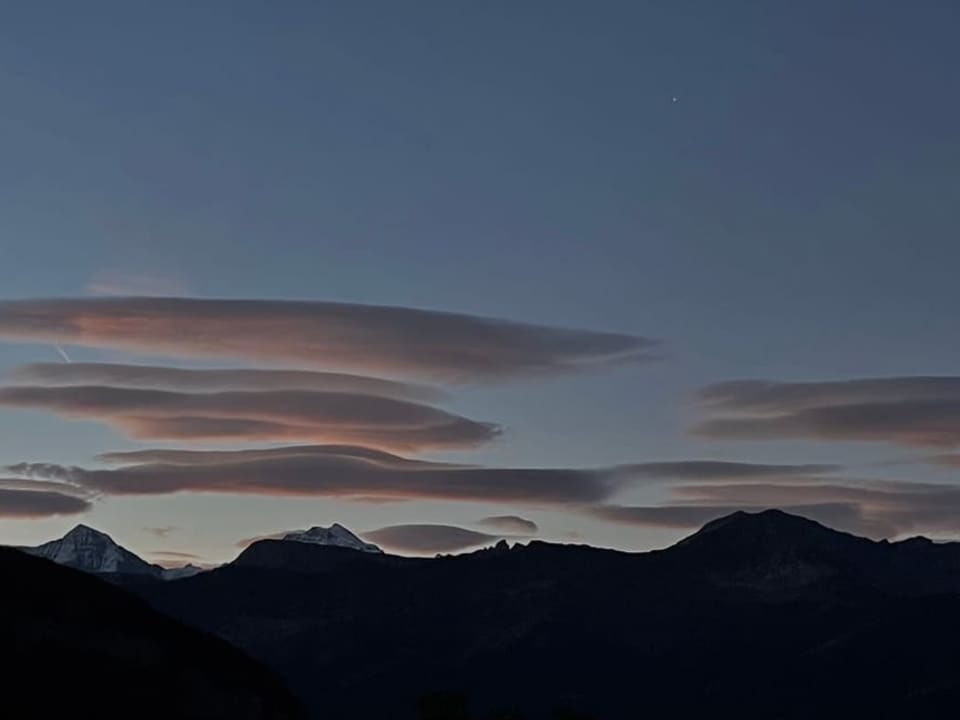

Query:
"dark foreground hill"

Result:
[[126, 510, 960, 719], [0, 547, 305, 720]]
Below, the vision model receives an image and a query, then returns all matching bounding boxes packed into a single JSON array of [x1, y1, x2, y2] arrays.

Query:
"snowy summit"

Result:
[[282, 523, 383, 554], [23, 524, 159, 575], [19, 524, 204, 580]]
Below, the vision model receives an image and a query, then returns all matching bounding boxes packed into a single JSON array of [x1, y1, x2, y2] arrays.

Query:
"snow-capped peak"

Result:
[[282, 523, 383, 553], [22, 524, 160, 576], [62, 523, 113, 543]]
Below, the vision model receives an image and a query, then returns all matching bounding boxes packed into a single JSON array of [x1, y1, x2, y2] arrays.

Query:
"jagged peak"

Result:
[[22, 524, 161, 577]]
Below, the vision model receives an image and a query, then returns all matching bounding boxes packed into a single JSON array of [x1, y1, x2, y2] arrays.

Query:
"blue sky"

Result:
[[1, 1, 959, 562]]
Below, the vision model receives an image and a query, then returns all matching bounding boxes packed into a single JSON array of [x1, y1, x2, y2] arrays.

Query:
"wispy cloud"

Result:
[[143, 526, 178, 538], [148, 549, 203, 560], [0, 385, 498, 451], [617, 460, 842, 480], [0, 297, 655, 381], [477, 515, 539, 534], [696, 377, 960, 447], [86, 271, 191, 297], [930, 454, 960, 468], [20, 444, 902, 542], [7, 450, 847, 509], [147, 549, 212, 569], [11, 362, 443, 402], [6, 446, 615, 504], [97, 444, 459, 468]]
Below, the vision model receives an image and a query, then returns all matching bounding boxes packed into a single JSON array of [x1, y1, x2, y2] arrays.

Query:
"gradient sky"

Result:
[[1, 1, 959, 564]]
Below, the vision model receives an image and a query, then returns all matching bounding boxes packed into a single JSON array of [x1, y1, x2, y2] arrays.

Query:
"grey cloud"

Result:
[[6, 447, 855, 509], [928, 454, 960, 468], [364, 524, 501, 554], [618, 460, 842, 481], [8, 446, 619, 505], [697, 400, 960, 447], [477, 515, 539, 534], [144, 526, 178, 538], [0, 473, 92, 497], [11, 362, 442, 402], [97, 444, 462, 469], [149, 550, 203, 560], [0, 485, 92, 517], [86, 271, 190, 297], [700, 377, 960, 412], [4, 462, 81, 484], [0, 297, 656, 381], [697, 377, 960, 448], [0, 385, 498, 451], [670, 480, 921, 506]]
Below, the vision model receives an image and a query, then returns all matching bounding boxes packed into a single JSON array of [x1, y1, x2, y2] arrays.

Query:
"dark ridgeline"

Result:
[[0, 546, 305, 720], [111, 509, 960, 719]]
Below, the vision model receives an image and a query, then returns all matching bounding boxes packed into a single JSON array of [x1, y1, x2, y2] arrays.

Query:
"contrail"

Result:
[[54, 344, 72, 363]]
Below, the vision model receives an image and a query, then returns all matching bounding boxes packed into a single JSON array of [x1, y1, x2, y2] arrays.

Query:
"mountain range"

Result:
[[115, 509, 960, 719], [17, 522, 381, 580], [11, 510, 960, 718]]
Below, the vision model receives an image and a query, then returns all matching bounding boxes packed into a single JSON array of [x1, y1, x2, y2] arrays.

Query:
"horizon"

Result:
[[16, 505, 956, 570], [2, 2, 960, 566]]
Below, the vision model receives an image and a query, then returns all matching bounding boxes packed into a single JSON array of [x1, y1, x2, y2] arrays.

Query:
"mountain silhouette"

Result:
[[119, 509, 960, 719], [0, 546, 305, 719], [20, 523, 203, 579]]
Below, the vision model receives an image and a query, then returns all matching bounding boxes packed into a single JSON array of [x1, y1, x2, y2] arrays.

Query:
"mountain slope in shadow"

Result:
[[128, 510, 960, 719], [1, 547, 305, 720]]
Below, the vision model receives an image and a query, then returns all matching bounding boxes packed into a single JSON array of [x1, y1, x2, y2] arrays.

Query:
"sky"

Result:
[[1, 1, 959, 565]]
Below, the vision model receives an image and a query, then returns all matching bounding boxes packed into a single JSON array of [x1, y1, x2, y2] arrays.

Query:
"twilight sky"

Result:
[[1, 1, 959, 564]]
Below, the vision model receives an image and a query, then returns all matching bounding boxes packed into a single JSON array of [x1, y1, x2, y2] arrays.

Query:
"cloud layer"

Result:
[[11, 362, 442, 402], [697, 377, 960, 447], [9, 451, 866, 536], [364, 524, 501, 553], [8, 445, 619, 504], [8, 439, 960, 539], [0, 484, 92, 517], [618, 460, 842, 480], [0, 385, 497, 450], [8, 451, 845, 509], [589, 469, 960, 539], [97, 444, 458, 468], [0, 297, 655, 381]]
